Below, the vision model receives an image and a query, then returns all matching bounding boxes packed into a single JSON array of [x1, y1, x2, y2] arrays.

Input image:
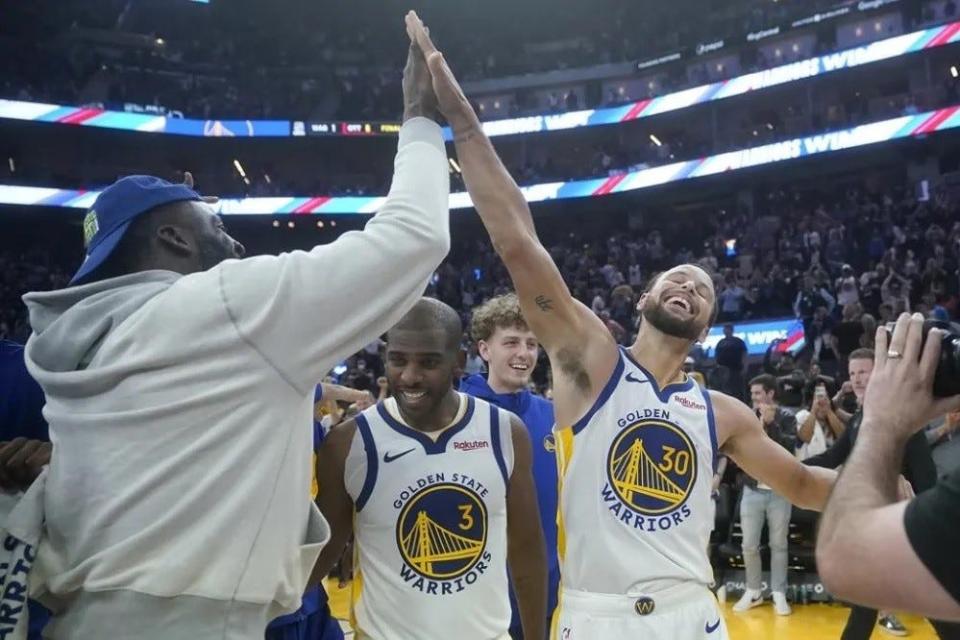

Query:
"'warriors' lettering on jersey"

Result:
[[344, 396, 514, 640], [601, 416, 697, 532], [395, 482, 493, 595], [555, 348, 719, 594]]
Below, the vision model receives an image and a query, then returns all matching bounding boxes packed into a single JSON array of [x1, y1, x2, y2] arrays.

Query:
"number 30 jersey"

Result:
[[345, 395, 514, 640], [555, 347, 719, 595]]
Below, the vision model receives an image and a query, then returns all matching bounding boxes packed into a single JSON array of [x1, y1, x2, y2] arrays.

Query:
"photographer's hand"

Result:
[[816, 313, 960, 620], [863, 312, 960, 440]]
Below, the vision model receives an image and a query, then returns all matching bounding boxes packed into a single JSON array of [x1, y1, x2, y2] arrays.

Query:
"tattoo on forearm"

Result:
[[535, 295, 553, 312]]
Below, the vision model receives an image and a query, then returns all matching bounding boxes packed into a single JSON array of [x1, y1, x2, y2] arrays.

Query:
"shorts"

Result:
[[265, 603, 344, 640], [550, 583, 729, 640]]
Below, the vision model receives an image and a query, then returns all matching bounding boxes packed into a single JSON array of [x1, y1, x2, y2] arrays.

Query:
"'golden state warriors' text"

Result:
[[603, 408, 697, 532], [394, 476, 493, 595]]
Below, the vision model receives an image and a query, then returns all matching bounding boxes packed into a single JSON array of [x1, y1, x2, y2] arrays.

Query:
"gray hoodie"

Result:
[[21, 117, 450, 639]]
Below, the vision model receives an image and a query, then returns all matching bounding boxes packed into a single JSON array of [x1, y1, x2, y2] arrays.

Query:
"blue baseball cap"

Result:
[[71, 175, 202, 285]]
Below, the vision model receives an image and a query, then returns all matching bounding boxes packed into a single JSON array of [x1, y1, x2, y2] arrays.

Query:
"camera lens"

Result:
[[930, 320, 960, 398], [883, 320, 960, 397]]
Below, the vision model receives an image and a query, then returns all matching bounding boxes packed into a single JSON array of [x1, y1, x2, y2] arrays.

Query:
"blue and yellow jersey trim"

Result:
[[554, 426, 574, 564]]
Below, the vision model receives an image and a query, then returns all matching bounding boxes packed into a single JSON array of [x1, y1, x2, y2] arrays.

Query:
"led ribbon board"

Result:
[[0, 105, 957, 214], [702, 317, 806, 357], [0, 21, 958, 138]]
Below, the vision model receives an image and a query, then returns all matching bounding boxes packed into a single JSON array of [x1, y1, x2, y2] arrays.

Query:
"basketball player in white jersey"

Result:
[[406, 16, 835, 639], [311, 298, 548, 640]]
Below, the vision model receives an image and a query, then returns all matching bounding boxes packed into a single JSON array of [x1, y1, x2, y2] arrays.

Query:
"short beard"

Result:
[[197, 235, 235, 271], [641, 303, 704, 341]]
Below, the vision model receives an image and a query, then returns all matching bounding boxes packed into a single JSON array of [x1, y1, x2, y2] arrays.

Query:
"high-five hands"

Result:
[[402, 11, 440, 122], [405, 12, 480, 134]]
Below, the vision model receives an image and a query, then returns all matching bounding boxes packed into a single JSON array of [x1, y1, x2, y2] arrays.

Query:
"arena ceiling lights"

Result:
[[0, 20, 958, 139]]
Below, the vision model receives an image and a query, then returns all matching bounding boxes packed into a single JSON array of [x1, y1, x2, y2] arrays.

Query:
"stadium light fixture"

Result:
[[232, 159, 247, 178]]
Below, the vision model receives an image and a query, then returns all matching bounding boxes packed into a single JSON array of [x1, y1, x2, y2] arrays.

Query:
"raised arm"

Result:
[[207, 20, 450, 395], [797, 409, 817, 444], [822, 405, 846, 439], [407, 15, 618, 425], [453, 129, 608, 359], [820, 288, 836, 313], [505, 415, 547, 640], [418, 36, 604, 352], [320, 383, 375, 409], [713, 391, 836, 510]]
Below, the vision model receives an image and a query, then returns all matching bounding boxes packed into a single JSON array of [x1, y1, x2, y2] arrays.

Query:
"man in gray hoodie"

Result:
[[18, 12, 450, 639]]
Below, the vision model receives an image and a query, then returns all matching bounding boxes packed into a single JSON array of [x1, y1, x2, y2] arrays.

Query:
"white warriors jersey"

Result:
[[555, 347, 719, 595], [345, 394, 515, 640]]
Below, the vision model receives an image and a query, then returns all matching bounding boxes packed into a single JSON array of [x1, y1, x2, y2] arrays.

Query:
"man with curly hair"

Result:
[[461, 293, 558, 638]]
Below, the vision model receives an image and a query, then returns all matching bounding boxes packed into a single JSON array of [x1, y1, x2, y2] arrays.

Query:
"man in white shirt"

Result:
[[19, 13, 451, 639], [795, 382, 846, 459]]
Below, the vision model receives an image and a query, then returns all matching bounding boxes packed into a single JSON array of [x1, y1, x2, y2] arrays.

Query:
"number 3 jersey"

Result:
[[555, 347, 719, 595], [345, 395, 514, 640]]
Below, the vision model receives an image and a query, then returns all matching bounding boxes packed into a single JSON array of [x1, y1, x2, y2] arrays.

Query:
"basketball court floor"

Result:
[[324, 579, 940, 639]]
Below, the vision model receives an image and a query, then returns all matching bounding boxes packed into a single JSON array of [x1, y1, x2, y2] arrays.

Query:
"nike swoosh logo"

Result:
[[625, 372, 649, 384], [705, 619, 721, 634], [383, 448, 416, 463]]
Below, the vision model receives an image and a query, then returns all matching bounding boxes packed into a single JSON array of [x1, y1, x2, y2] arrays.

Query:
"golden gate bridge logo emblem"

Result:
[[606, 420, 697, 515], [396, 484, 488, 580]]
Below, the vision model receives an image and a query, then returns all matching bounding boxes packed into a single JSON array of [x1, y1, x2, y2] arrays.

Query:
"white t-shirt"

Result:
[[22, 117, 452, 639], [835, 276, 859, 307], [794, 409, 836, 459]]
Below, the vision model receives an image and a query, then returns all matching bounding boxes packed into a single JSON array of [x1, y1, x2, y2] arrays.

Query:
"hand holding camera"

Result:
[[862, 313, 960, 439]]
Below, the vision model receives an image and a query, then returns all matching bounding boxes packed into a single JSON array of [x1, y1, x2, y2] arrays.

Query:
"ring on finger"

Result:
[[887, 350, 903, 359]]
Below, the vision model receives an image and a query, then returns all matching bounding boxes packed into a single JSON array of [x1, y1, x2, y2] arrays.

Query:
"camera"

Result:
[[885, 319, 960, 397]]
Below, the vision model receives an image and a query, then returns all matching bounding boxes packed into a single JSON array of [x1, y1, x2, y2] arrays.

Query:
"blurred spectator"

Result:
[[795, 379, 845, 459], [832, 304, 865, 369], [835, 264, 860, 308], [734, 374, 797, 616], [0, 339, 48, 440], [464, 343, 485, 376], [0, 0, 934, 126], [794, 276, 836, 343], [2, 176, 959, 415], [881, 269, 912, 314], [714, 324, 748, 400], [806, 306, 837, 368], [926, 411, 960, 478], [717, 278, 747, 321]]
